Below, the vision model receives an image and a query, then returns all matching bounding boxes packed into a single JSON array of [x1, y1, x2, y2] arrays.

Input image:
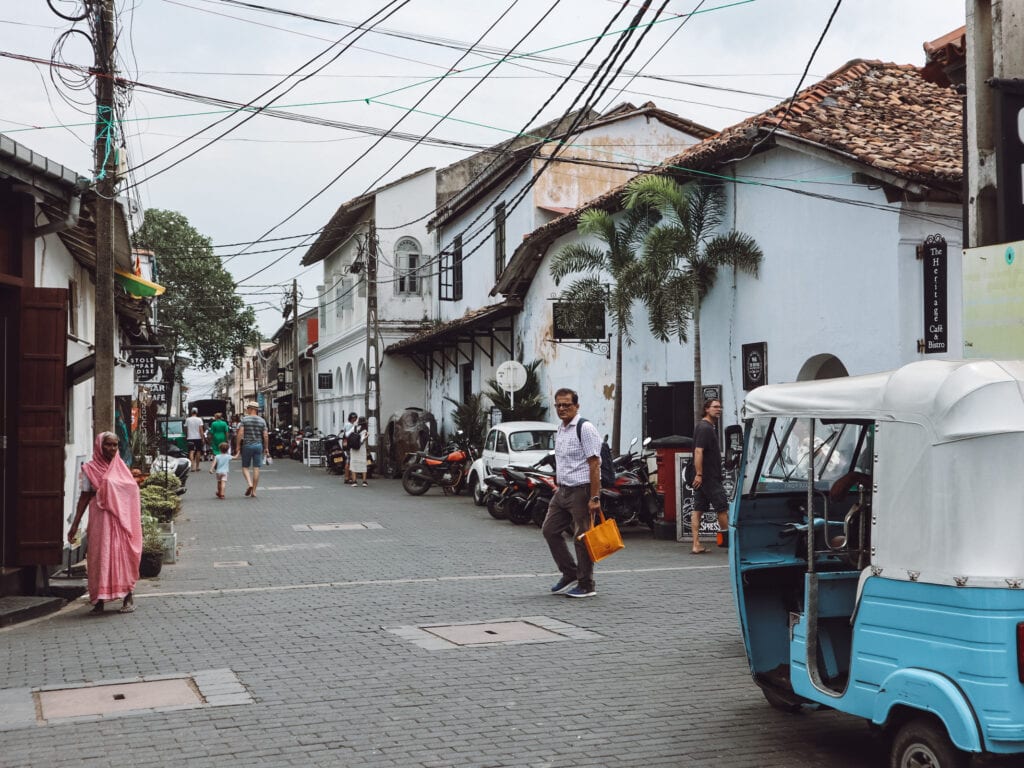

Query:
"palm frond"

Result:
[[704, 231, 764, 276], [549, 242, 606, 284], [684, 182, 726, 244]]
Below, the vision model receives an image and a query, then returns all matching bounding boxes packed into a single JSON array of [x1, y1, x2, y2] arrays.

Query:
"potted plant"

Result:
[[139, 514, 164, 578]]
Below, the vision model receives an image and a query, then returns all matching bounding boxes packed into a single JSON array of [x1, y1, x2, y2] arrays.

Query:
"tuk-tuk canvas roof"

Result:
[[744, 360, 1024, 588], [743, 360, 1024, 443]]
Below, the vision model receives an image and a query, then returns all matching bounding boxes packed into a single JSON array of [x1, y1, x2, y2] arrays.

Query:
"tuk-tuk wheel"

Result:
[[890, 717, 967, 768], [761, 687, 801, 714]]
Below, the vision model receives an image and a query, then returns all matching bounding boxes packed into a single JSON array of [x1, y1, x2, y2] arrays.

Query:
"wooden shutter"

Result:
[[16, 287, 68, 566]]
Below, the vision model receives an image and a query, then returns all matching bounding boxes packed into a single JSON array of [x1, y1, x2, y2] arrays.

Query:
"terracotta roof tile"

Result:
[[494, 59, 962, 297]]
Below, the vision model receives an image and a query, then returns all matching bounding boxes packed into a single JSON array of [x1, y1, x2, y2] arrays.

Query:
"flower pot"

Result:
[[160, 531, 177, 564], [139, 550, 163, 578]]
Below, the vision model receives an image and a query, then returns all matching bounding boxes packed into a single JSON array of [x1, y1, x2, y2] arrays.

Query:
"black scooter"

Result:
[[150, 445, 190, 494], [323, 434, 347, 475]]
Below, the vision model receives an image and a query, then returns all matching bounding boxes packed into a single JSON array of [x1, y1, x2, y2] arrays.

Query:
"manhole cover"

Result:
[[213, 561, 251, 567], [38, 679, 201, 719], [292, 522, 383, 531], [422, 621, 561, 645]]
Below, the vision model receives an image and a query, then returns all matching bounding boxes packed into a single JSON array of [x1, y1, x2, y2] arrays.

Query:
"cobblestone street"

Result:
[[1, 458, 888, 767]]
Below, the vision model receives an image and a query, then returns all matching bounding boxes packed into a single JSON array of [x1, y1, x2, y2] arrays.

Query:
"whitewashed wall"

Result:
[[514, 146, 963, 444]]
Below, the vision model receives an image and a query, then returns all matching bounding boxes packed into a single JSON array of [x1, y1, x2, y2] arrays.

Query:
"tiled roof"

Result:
[[494, 59, 962, 297]]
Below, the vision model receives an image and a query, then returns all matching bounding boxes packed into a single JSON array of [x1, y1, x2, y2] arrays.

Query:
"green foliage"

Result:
[[141, 486, 180, 522], [485, 359, 547, 422], [129, 428, 149, 467], [133, 209, 258, 371], [142, 470, 182, 492], [443, 393, 489, 450], [141, 514, 163, 555]]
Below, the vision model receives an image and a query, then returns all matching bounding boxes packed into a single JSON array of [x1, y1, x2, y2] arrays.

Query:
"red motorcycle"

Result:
[[401, 431, 477, 496]]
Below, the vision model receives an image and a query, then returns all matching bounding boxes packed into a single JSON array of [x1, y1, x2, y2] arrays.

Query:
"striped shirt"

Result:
[[554, 416, 601, 487], [240, 414, 267, 446]]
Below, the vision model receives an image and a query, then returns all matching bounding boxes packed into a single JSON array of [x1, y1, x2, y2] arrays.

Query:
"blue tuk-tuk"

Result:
[[730, 360, 1024, 767]]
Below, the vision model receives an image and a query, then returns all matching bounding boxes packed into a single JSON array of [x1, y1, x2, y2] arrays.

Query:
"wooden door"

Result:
[[15, 287, 67, 566]]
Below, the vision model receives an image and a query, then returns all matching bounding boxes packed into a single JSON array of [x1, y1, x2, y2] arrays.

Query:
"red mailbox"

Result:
[[649, 435, 694, 539]]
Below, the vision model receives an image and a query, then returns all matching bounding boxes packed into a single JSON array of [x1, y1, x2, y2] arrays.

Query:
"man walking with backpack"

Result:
[[542, 388, 603, 598]]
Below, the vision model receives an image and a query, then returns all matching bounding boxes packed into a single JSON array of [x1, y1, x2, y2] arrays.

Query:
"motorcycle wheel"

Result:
[[470, 473, 485, 506], [487, 497, 507, 520], [530, 498, 549, 527], [401, 467, 432, 496], [506, 496, 531, 525]]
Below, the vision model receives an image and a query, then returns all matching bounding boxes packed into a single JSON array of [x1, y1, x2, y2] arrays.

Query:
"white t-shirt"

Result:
[[185, 415, 205, 440]]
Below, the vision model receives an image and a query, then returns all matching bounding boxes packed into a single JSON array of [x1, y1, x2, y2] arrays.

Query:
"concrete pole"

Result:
[[292, 279, 300, 427], [91, 0, 117, 436], [966, 0, 1024, 248]]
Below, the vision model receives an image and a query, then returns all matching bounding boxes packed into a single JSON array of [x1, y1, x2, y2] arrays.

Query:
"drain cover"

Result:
[[292, 522, 383, 531], [38, 679, 200, 719], [422, 621, 560, 645]]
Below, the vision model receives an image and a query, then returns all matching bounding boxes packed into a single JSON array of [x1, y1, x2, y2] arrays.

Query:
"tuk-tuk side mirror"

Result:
[[724, 424, 743, 470]]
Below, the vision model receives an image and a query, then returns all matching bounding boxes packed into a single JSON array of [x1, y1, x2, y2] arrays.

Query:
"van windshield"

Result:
[[745, 417, 869, 495]]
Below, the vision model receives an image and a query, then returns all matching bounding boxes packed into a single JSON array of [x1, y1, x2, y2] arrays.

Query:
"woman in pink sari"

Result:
[[68, 432, 143, 613]]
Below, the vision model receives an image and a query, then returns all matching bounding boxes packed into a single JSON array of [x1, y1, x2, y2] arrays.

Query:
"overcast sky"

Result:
[[3, 0, 966, 395]]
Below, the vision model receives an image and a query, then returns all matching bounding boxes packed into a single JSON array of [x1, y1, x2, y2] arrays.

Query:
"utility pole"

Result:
[[966, 0, 1024, 248], [292, 279, 300, 427], [91, 0, 117, 435], [364, 222, 381, 455]]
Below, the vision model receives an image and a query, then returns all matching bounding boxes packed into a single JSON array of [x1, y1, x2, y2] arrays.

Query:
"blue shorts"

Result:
[[188, 439, 203, 454], [241, 443, 264, 468]]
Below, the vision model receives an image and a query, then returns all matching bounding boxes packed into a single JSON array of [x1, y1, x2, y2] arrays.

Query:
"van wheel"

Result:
[[890, 717, 967, 768]]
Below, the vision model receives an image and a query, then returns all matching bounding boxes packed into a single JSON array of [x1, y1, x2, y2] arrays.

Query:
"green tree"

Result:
[[624, 177, 764, 423], [485, 359, 547, 422], [549, 205, 658, 453], [133, 209, 257, 371]]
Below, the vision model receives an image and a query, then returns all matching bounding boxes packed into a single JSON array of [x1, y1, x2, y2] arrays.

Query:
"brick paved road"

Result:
[[0, 458, 895, 767]]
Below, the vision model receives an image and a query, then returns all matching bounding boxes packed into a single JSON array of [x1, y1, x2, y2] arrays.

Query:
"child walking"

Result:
[[209, 442, 231, 499]]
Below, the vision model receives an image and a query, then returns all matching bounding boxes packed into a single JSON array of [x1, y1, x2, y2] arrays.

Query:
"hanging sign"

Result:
[[741, 342, 767, 390], [130, 352, 157, 382], [921, 234, 948, 354]]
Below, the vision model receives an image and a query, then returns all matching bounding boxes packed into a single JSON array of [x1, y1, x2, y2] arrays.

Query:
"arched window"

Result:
[[395, 236, 422, 295]]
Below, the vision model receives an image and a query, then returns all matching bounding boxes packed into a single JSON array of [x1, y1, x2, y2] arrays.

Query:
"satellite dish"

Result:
[[495, 360, 528, 409]]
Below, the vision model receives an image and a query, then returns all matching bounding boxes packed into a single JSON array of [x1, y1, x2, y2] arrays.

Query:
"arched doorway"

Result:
[[797, 354, 849, 381]]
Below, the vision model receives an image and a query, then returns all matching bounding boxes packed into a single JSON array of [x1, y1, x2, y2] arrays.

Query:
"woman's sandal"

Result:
[[90, 600, 105, 614], [690, 547, 709, 555], [119, 593, 135, 614]]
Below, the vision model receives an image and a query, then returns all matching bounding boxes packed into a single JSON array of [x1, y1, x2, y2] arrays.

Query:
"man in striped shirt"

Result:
[[542, 387, 602, 598]]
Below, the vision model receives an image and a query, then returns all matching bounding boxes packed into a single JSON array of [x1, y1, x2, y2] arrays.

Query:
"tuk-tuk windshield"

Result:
[[745, 417, 869, 495]]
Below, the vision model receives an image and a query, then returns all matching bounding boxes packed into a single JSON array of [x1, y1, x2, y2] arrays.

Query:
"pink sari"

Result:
[[82, 432, 143, 603]]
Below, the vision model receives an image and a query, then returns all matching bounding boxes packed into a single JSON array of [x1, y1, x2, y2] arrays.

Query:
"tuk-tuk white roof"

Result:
[[743, 359, 1024, 443]]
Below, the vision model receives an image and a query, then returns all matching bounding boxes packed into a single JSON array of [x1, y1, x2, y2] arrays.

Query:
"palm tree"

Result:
[[624, 176, 764, 424], [549, 205, 657, 453]]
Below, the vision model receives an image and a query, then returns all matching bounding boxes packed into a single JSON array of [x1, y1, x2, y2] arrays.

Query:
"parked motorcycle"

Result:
[[150, 445, 190, 494], [599, 437, 661, 529], [401, 431, 477, 495], [483, 473, 509, 519], [323, 434, 347, 475], [268, 427, 289, 458]]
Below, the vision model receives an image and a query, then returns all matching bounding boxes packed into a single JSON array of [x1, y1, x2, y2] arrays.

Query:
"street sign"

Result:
[[921, 235, 947, 354], [495, 360, 527, 393], [130, 352, 157, 382], [495, 360, 527, 410]]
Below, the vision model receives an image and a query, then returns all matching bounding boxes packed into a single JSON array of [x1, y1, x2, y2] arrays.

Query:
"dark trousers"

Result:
[[541, 485, 594, 588]]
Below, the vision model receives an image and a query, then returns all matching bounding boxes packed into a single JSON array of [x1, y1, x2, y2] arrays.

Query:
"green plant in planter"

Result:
[[141, 490, 180, 522], [142, 471, 182, 492], [141, 514, 163, 555]]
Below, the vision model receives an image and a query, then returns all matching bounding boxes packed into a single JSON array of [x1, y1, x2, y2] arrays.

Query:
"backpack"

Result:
[[347, 430, 362, 450], [576, 419, 616, 487]]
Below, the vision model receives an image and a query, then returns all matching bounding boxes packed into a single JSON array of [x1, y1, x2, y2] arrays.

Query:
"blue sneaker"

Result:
[[550, 575, 577, 594], [565, 585, 596, 598]]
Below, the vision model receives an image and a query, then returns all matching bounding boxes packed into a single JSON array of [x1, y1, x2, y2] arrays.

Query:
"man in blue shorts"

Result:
[[235, 402, 269, 498]]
